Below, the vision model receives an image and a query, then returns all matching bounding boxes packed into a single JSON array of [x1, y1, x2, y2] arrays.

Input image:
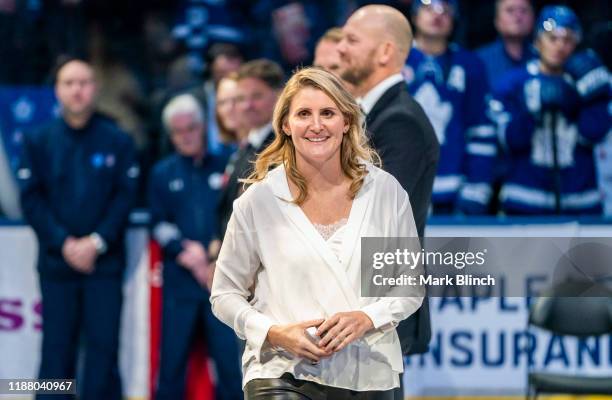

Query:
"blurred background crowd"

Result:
[[0, 0, 610, 219]]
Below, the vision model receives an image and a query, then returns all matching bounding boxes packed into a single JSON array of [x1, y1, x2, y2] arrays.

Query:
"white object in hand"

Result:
[[306, 326, 321, 343]]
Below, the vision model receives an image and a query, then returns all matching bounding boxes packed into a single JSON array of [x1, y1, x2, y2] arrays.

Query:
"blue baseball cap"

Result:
[[411, 0, 458, 16], [536, 5, 582, 41]]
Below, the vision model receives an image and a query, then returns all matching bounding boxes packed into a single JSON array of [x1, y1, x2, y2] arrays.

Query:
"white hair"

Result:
[[162, 94, 205, 133]]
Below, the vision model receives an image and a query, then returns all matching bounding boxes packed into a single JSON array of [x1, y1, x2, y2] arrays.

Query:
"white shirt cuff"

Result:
[[244, 311, 275, 362]]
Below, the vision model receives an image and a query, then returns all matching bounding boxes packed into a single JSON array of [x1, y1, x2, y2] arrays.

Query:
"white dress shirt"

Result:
[[210, 163, 424, 391], [358, 73, 405, 115], [247, 122, 273, 149]]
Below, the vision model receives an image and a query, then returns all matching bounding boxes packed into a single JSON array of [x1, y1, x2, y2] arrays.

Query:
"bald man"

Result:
[[18, 58, 138, 399], [338, 6, 438, 397], [338, 5, 438, 239]]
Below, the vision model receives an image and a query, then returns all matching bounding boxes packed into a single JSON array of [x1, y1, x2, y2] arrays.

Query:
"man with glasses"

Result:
[[216, 59, 284, 238]]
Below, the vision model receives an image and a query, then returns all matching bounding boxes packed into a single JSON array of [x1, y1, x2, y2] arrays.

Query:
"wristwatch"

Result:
[[89, 232, 108, 255]]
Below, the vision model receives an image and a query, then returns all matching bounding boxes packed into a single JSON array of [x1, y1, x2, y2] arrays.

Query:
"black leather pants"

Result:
[[244, 373, 394, 400]]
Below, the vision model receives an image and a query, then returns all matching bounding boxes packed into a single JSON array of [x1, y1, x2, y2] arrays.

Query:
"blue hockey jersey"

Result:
[[404, 44, 497, 214], [492, 60, 610, 214]]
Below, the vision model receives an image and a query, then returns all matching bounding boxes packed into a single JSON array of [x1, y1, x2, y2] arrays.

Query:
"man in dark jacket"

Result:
[[338, 5, 439, 398], [149, 94, 242, 400], [18, 58, 138, 400], [216, 59, 284, 239]]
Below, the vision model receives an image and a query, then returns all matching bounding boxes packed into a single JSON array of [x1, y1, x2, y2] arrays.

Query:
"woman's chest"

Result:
[[300, 193, 353, 225]]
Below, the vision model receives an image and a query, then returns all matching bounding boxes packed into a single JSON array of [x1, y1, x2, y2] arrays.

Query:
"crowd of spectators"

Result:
[[0, 0, 610, 218]]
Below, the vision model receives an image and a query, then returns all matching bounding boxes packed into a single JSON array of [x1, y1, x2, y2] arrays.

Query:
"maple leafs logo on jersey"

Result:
[[531, 114, 578, 168], [414, 82, 453, 145]]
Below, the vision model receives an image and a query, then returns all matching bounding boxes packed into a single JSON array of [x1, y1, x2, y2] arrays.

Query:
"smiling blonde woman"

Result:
[[210, 67, 424, 399]]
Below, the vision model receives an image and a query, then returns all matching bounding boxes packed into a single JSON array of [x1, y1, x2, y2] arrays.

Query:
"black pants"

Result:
[[244, 373, 394, 400], [38, 276, 122, 400]]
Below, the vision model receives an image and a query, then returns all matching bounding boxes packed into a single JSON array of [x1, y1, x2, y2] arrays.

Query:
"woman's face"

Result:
[[216, 78, 242, 132], [284, 87, 348, 167]]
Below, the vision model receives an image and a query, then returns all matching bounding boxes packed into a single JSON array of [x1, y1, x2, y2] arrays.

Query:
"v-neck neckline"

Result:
[[274, 164, 374, 268], [283, 172, 357, 247], [268, 163, 376, 308]]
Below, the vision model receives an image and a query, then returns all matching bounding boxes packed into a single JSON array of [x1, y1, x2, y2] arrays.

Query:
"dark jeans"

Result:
[[244, 373, 394, 400]]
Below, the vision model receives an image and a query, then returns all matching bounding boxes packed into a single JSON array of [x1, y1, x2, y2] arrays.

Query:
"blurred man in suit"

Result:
[[338, 5, 439, 398], [216, 59, 284, 240]]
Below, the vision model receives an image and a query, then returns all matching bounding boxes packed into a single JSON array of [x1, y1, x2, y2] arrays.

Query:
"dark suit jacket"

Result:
[[366, 81, 440, 355], [218, 129, 275, 238]]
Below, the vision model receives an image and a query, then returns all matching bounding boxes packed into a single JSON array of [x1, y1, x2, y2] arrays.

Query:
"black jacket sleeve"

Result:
[[370, 107, 439, 238]]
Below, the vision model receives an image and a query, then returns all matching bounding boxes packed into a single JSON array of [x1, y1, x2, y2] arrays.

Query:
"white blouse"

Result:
[[210, 163, 424, 391]]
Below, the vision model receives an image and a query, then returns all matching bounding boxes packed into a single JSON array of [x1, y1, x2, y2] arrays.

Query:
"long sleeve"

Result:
[[18, 133, 69, 251], [491, 72, 536, 154], [210, 201, 274, 362], [360, 188, 425, 345], [577, 98, 611, 144], [93, 135, 139, 248], [371, 112, 426, 197], [369, 105, 438, 238]]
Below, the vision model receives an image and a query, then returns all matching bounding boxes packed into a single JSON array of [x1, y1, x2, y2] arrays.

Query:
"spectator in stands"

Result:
[[492, 6, 610, 215], [216, 59, 283, 241], [476, 0, 535, 214], [204, 43, 244, 155], [208, 43, 245, 87], [210, 67, 424, 399], [205, 73, 248, 262], [149, 94, 242, 400], [150, 54, 208, 160], [477, 0, 536, 92], [337, 5, 438, 399], [404, 0, 497, 214], [89, 26, 148, 150], [313, 27, 355, 94], [18, 58, 138, 400], [215, 73, 247, 146], [171, 0, 248, 75], [245, 1, 339, 70]]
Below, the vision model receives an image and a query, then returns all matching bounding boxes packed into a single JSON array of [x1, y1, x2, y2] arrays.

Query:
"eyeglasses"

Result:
[[217, 97, 240, 108]]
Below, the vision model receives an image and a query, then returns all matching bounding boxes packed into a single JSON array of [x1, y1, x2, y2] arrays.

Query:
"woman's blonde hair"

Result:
[[244, 67, 380, 204]]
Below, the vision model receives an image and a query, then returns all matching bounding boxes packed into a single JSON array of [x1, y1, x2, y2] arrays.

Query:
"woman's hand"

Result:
[[316, 311, 374, 353], [266, 319, 332, 363]]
